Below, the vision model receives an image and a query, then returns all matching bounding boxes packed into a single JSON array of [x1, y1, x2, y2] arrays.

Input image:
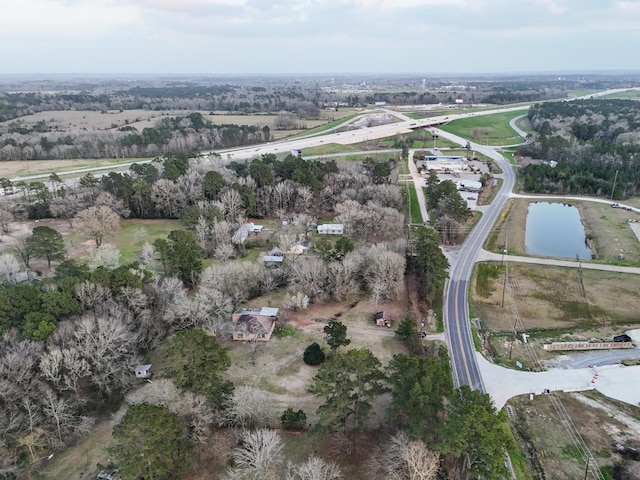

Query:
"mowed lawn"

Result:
[[114, 219, 184, 263], [65, 218, 183, 264], [441, 111, 527, 146]]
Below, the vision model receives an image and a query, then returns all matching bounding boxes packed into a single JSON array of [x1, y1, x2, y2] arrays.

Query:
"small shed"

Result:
[[374, 311, 392, 328], [135, 364, 152, 379]]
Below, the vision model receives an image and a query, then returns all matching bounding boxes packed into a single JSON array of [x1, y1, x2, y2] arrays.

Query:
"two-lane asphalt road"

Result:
[[440, 133, 516, 390]]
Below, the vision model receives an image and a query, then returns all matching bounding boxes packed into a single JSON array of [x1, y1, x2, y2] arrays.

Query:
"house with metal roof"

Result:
[[231, 307, 279, 342]]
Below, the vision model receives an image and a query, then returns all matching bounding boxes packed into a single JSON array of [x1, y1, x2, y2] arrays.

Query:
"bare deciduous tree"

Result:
[[195, 215, 210, 246], [296, 185, 314, 213], [49, 195, 80, 227], [84, 243, 121, 269], [74, 280, 113, 316], [118, 286, 149, 315], [39, 347, 64, 385], [277, 231, 299, 253], [335, 199, 403, 241], [214, 242, 236, 263], [221, 188, 245, 223], [367, 432, 439, 480], [140, 241, 156, 268], [286, 456, 343, 480], [211, 219, 233, 247], [0, 253, 22, 283], [76, 205, 121, 248], [15, 428, 47, 465], [283, 292, 310, 311], [145, 276, 187, 325], [43, 388, 78, 447], [71, 314, 136, 394], [151, 179, 187, 218], [222, 386, 273, 428], [363, 248, 406, 303], [287, 258, 327, 302], [0, 208, 14, 237], [225, 429, 284, 480], [435, 214, 461, 245], [173, 286, 233, 332], [61, 348, 91, 398], [326, 252, 362, 301], [201, 263, 263, 308], [13, 238, 34, 269]]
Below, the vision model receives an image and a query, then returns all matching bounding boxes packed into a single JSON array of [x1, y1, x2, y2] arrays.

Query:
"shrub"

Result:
[[273, 323, 298, 338], [303, 342, 326, 366], [281, 407, 307, 430]]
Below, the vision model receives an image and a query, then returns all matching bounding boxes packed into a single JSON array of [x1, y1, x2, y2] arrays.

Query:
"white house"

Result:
[[317, 224, 344, 235]]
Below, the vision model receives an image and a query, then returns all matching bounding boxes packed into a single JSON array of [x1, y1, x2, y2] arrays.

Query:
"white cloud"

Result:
[[535, 0, 568, 15], [614, 0, 640, 15], [0, 0, 140, 37], [0, 0, 638, 73]]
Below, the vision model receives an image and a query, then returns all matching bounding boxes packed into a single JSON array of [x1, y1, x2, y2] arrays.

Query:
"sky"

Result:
[[1, 0, 639, 75]]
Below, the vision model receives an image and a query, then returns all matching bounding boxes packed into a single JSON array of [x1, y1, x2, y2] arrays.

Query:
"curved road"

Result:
[[13, 89, 637, 402], [439, 133, 516, 389]]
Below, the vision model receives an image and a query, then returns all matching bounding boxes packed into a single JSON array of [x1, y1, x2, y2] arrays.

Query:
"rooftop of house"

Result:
[[318, 223, 344, 229], [234, 307, 279, 318], [262, 255, 284, 263], [234, 314, 274, 335]]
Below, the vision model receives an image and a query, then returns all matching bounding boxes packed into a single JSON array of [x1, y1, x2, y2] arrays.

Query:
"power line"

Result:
[[503, 272, 605, 480]]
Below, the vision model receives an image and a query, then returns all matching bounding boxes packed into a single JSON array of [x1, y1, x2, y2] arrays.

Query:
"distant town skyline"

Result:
[[1, 0, 639, 75]]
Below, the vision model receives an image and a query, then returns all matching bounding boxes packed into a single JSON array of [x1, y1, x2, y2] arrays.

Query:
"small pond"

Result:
[[525, 202, 593, 259]]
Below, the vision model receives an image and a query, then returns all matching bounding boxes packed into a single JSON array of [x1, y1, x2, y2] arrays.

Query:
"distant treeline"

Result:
[[518, 99, 640, 199], [0, 113, 273, 160], [0, 76, 595, 123], [1, 77, 639, 161]]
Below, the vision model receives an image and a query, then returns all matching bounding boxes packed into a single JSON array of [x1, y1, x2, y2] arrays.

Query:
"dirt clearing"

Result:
[[473, 262, 640, 333], [509, 391, 640, 479]]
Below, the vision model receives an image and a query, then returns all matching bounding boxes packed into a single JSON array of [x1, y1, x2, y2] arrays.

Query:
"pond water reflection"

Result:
[[525, 202, 593, 259]]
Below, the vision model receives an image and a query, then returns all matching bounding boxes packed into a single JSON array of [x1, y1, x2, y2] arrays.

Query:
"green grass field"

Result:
[[77, 219, 182, 264], [342, 152, 400, 163], [599, 89, 640, 100], [407, 183, 422, 223], [301, 142, 364, 156], [440, 112, 527, 146]]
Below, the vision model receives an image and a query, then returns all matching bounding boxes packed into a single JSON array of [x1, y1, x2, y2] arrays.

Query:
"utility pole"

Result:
[[501, 224, 509, 308], [610, 169, 618, 201], [583, 457, 590, 480]]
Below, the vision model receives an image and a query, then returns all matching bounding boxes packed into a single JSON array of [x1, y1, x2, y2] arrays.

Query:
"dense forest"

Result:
[[519, 99, 640, 199]]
